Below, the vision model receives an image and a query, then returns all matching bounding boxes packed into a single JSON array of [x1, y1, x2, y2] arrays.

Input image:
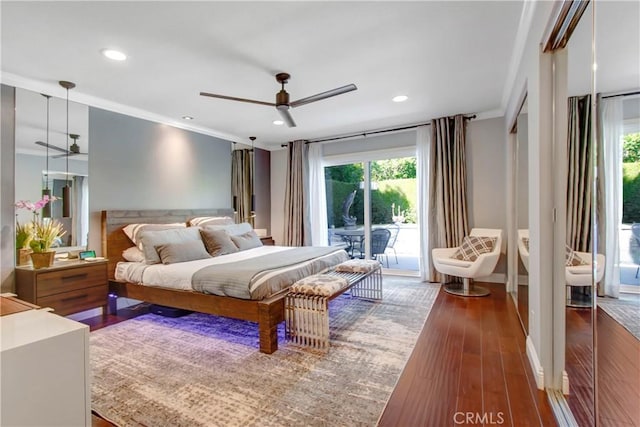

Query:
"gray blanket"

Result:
[[192, 247, 349, 300]]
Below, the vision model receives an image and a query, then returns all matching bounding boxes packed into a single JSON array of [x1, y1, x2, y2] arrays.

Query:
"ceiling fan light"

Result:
[[393, 95, 409, 103], [101, 48, 127, 61], [273, 120, 284, 126], [182, 116, 194, 120]]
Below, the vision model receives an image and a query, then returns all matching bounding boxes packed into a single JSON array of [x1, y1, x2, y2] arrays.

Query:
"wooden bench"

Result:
[[284, 259, 382, 350]]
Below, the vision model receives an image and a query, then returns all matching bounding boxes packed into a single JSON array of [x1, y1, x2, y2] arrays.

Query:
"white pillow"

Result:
[[123, 223, 186, 247], [139, 227, 202, 264], [122, 246, 145, 263], [188, 216, 234, 227], [203, 222, 253, 236]]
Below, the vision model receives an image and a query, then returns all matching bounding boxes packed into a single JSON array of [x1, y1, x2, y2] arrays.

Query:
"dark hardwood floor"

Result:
[[566, 306, 640, 426], [88, 284, 555, 427], [378, 282, 555, 427]]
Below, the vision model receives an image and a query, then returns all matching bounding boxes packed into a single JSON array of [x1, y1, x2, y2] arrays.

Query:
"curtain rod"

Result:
[[602, 90, 640, 99], [280, 114, 476, 147]]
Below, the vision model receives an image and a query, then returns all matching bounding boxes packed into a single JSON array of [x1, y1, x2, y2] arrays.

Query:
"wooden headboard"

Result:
[[101, 209, 234, 279]]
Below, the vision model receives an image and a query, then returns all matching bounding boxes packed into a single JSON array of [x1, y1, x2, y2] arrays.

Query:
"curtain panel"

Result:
[[597, 95, 624, 297], [416, 126, 431, 281], [308, 143, 328, 246], [428, 115, 469, 282], [284, 140, 311, 246], [566, 95, 593, 252], [231, 149, 253, 225]]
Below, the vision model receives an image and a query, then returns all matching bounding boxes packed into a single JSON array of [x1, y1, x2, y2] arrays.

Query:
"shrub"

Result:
[[623, 161, 640, 223]]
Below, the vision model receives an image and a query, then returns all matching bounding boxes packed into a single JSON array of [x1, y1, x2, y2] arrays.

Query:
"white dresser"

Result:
[[1, 303, 90, 426]]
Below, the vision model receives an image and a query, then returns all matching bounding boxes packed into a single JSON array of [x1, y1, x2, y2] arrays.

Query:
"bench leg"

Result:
[[351, 267, 383, 300], [285, 294, 329, 351]]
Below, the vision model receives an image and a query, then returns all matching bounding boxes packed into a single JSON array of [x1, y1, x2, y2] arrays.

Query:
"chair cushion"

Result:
[[335, 259, 380, 273], [565, 245, 588, 266], [290, 274, 349, 296], [451, 236, 497, 262]]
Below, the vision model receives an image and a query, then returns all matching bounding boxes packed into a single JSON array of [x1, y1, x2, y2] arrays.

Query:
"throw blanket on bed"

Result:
[[192, 247, 349, 300]]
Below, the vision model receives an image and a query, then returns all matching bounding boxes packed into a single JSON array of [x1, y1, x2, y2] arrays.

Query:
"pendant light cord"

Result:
[[45, 95, 50, 190], [65, 87, 70, 185]]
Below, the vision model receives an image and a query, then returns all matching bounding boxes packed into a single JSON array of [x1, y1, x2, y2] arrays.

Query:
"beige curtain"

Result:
[[566, 95, 592, 252], [428, 115, 469, 282], [284, 140, 311, 246], [231, 149, 253, 224]]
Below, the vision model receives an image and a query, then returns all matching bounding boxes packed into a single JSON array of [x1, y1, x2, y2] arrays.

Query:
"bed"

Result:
[[102, 209, 349, 353]]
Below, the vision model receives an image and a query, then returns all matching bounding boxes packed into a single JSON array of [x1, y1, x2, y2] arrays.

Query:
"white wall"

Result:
[[88, 108, 232, 253], [503, 1, 557, 389], [270, 149, 288, 245]]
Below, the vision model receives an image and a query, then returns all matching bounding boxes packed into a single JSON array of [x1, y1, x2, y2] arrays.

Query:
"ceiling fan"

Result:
[[35, 134, 87, 158], [200, 72, 357, 127]]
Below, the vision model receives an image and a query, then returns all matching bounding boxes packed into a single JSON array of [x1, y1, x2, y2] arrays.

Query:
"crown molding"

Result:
[[1, 72, 249, 146]]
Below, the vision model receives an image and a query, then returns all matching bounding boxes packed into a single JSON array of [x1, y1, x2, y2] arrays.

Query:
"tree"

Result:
[[623, 132, 640, 163]]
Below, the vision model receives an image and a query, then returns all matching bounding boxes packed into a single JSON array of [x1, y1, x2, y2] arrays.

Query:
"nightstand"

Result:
[[260, 236, 275, 246], [15, 259, 108, 316]]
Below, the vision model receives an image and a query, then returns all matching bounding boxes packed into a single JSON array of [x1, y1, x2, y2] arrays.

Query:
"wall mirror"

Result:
[[14, 87, 89, 252], [591, 0, 640, 425], [516, 95, 529, 332], [562, 1, 595, 422]]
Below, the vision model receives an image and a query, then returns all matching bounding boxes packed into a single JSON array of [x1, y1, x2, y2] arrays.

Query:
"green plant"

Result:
[[29, 219, 65, 253], [15, 220, 33, 250], [15, 196, 65, 253], [623, 133, 640, 163], [623, 161, 640, 223]]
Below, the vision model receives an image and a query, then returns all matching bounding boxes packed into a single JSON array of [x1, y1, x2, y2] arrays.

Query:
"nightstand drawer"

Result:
[[38, 284, 107, 316], [37, 264, 107, 298]]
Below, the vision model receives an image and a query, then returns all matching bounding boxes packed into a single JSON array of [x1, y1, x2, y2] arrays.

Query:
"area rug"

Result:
[[598, 296, 640, 341], [90, 277, 439, 427]]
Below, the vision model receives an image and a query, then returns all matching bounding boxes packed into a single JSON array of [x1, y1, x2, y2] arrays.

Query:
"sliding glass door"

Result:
[[324, 155, 419, 274]]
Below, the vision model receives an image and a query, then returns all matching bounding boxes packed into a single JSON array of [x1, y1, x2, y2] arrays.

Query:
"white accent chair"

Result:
[[432, 228, 504, 297], [517, 229, 529, 273], [566, 251, 605, 308]]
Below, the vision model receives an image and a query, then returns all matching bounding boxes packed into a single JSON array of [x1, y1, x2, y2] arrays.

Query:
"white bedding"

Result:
[[115, 245, 292, 291]]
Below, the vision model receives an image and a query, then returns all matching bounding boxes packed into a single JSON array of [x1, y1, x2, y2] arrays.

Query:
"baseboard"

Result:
[[620, 284, 640, 294], [563, 370, 570, 395], [526, 336, 544, 390]]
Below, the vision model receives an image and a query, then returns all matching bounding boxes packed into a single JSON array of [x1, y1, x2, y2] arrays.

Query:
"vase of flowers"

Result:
[[15, 196, 65, 269]]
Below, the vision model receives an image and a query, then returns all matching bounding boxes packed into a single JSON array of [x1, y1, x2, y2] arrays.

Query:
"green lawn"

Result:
[[623, 162, 640, 223]]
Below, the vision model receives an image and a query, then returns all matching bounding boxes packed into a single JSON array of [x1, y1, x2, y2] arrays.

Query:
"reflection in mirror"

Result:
[[14, 87, 89, 251], [593, 1, 640, 425], [563, 1, 594, 424], [516, 97, 529, 331]]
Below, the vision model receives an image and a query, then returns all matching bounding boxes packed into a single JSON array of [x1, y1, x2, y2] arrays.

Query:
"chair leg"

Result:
[[443, 278, 490, 297], [392, 247, 398, 264]]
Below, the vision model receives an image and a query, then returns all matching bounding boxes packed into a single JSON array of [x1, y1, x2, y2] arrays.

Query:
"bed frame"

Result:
[[102, 209, 286, 354]]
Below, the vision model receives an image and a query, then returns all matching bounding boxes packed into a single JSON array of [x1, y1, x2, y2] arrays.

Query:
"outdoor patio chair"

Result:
[[384, 223, 400, 267], [632, 223, 640, 278]]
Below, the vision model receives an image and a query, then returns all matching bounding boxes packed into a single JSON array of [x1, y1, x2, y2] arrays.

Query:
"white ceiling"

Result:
[[1, 1, 526, 150], [3, 2, 637, 152]]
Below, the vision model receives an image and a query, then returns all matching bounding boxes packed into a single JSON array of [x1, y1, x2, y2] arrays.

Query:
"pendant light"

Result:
[[59, 80, 75, 218], [41, 94, 52, 218], [249, 136, 256, 217]]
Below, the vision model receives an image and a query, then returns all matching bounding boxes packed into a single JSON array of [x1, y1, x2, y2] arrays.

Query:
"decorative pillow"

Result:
[[230, 230, 263, 251], [451, 236, 497, 261], [200, 229, 239, 257], [155, 240, 211, 265], [203, 222, 253, 236], [290, 274, 348, 296], [139, 227, 202, 264], [522, 237, 529, 251], [123, 223, 186, 247], [565, 245, 588, 266], [122, 246, 145, 263], [188, 216, 234, 227]]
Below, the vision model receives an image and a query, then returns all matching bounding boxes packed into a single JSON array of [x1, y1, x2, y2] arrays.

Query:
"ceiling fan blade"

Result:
[[52, 152, 86, 159], [34, 140, 69, 153], [200, 92, 275, 107], [277, 107, 297, 127], [290, 84, 357, 108]]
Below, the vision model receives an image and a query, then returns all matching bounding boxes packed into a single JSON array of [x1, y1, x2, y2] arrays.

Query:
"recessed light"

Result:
[[392, 95, 408, 103], [101, 49, 127, 61], [273, 120, 284, 126], [182, 116, 194, 120]]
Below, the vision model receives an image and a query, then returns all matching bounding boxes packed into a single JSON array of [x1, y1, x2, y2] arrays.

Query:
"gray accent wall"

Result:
[[88, 107, 232, 253], [1, 85, 16, 293]]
